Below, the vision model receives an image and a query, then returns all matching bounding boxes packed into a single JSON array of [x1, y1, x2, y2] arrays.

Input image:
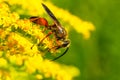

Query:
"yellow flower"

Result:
[[6, 0, 44, 15], [3, 0, 95, 39], [0, 70, 11, 80], [1, 1, 99, 80], [25, 54, 43, 74], [37, 60, 80, 80], [36, 74, 43, 80], [0, 29, 8, 39], [0, 58, 8, 67]]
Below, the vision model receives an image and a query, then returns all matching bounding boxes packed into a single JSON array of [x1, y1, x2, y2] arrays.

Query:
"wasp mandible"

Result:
[[30, 3, 70, 60]]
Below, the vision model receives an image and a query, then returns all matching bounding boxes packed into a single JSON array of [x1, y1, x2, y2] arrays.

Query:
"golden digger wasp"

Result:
[[30, 3, 70, 60]]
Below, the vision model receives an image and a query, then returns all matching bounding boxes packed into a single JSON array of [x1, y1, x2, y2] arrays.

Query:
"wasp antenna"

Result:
[[52, 47, 69, 61]]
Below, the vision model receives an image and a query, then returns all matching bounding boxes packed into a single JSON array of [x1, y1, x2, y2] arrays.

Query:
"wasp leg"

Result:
[[52, 47, 69, 61], [50, 40, 70, 60], [31, 44, 35, 49], [38, 31, 53, 46], [31, 31, 52, 49]]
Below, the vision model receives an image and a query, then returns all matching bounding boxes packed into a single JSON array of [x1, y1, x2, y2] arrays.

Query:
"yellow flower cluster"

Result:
[[0, 1, 80, 80], [4, 0, 44, 15], [5, 0, 95, 39]]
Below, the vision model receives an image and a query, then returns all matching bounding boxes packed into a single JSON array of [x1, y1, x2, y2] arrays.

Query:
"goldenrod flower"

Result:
[[5, 0, 95, 39], [6, 0, 44, 15], [0, 1, 82, 80]]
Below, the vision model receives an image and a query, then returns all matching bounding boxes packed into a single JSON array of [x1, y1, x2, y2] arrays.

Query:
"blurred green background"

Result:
[[51, 0, 120, 80]]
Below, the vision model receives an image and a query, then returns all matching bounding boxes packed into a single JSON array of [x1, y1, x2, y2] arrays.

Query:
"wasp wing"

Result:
[[42, 3, 61, 26]]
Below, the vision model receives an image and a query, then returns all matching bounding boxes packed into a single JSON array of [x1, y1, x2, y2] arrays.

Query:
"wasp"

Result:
[[30, 3, 70, 60]]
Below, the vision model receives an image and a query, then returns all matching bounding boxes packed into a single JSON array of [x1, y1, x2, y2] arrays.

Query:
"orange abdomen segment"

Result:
[[38, 18, 48, 27], [30, 17, 48, 27]]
